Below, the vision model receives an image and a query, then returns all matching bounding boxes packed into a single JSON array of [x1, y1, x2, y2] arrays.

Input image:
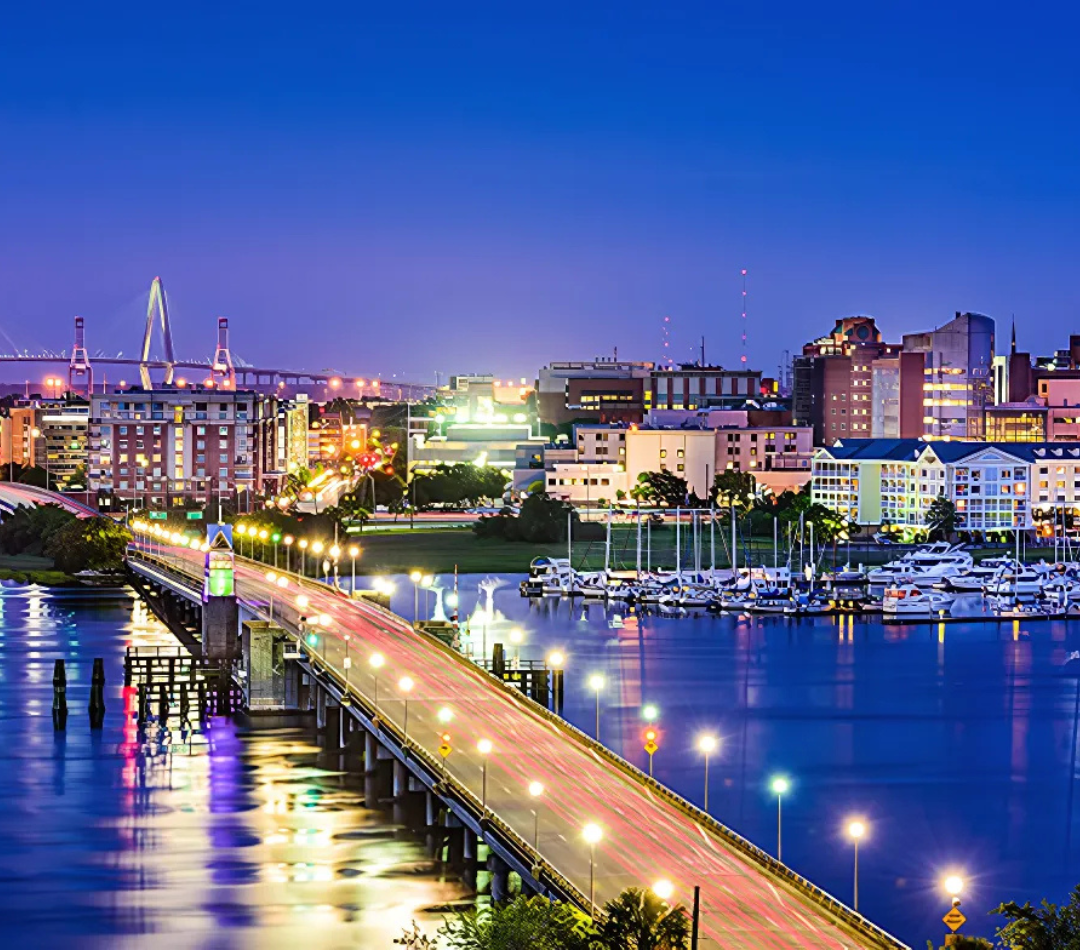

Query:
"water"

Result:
[[374, 571, 1080, 947], [0, 585, 466, 948]]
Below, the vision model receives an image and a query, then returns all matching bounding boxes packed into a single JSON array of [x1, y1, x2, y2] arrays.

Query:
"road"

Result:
[[146, 542, 907, 950]]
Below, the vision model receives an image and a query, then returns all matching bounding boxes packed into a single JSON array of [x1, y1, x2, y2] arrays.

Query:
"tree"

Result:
[[0, 504, 76, 557], [599, 888, 690, 950], [711, 469, 757, 511], [993, 884, 1080, 949], [44, 516, 131, 573], [473, 493, 575, 543], [926, 494, 958, 541], [634, 471, 689, 509], [439, 895, 598, 950]]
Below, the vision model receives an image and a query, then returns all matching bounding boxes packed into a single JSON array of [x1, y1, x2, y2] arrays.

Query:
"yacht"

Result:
[[983, 565, 1045, 600], [867, 543, 973, 586], [520, 557, 576, 596], [881, 584, 954, 619]]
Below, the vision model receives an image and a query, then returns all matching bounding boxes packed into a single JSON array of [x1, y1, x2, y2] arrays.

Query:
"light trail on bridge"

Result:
[[137, 540, 908, 950]]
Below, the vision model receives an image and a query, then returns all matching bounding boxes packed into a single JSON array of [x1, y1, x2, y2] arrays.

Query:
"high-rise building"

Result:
[[88, 386, 277, 510], [793, 316, 913, 444], [902, 311, 995, 440]]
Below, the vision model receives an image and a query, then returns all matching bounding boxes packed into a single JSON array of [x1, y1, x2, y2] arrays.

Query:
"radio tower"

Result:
[[661, 315, 673, 368], [740, 268, 748, 365]]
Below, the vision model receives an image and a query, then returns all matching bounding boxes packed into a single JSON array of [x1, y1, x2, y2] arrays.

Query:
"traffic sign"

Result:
[[149, 511, 167, 520], [186, 511, 203, 520], [943, 908, 966, 932], [439, 743, 452, 758], [644, 739, 658, 755]]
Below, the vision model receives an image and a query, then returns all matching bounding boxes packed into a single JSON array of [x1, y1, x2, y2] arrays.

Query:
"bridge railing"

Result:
[[127, 545, 909, 950]]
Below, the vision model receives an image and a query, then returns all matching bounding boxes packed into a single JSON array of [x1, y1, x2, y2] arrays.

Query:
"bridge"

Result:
[[125, 540, 909, 950], [0, 276, 434, 401], [0, 483, 98, 518]]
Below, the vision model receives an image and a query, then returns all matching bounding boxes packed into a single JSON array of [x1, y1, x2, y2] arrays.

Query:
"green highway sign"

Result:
[[148, 512, 167, 520], [186, 511, 203, 520]]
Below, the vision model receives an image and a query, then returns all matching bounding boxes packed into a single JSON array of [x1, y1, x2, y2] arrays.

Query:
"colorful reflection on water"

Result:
[[0, 585, 465, 947]]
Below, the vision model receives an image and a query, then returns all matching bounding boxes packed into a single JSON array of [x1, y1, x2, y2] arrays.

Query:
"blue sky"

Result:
[[1, 2, 1078, 381]]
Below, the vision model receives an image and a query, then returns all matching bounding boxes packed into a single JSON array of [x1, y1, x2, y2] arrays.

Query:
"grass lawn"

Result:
[[351, 528, 568, 575], [345, 526, 1064, 577]]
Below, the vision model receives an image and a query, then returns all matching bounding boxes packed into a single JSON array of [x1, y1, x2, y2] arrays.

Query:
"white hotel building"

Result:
[[808, 439, 1080, 534]]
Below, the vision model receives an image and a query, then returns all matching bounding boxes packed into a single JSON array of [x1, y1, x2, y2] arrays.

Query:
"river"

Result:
[[0, 584, 467, 949]]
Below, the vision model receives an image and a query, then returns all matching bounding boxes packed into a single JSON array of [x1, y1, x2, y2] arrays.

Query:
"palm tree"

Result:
[[599, 888, 690, 950]]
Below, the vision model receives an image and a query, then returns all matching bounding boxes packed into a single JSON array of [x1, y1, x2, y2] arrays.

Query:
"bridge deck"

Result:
[[130, 544, 908, 950]]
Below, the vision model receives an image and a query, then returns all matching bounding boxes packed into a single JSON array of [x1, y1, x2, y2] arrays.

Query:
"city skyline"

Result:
[[3, 3, 1080, 378]]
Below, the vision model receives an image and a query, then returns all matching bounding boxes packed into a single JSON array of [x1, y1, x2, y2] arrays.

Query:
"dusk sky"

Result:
[[2, 2, 1079, 382]]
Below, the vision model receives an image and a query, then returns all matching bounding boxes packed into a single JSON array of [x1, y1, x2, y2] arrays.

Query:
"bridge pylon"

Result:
[[68, 316, 93, 395], [211, 317, 236, 389], [140, 277, 176, 389]]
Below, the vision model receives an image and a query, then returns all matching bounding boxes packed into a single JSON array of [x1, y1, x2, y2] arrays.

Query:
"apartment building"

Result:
[[812, 439, 1038, 533], [88, 387, 277, 509]]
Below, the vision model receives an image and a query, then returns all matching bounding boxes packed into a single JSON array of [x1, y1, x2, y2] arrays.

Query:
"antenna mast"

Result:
[[740, 268, 748, 365]]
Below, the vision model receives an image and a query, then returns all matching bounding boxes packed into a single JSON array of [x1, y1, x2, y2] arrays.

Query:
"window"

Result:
[[219, 427, 228, 436]]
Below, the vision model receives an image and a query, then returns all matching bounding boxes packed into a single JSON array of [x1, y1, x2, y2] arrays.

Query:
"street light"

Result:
[[582, 823, 603, 918], [642, 703, 659, 723], [652, 879, 674, 901], [697, 734, 718, 812], [528, 780, 544, 852], [264, 570, 278, 620], [770, 776, 791, 862], [369, 652, 385, 718], [299, 538, 309, 577], [477, 738, 493, 809], [410, 570, 422, 622], [588, 673, 604, 741], [348, 545, 360, 591], [845, 819, 867, 911], [547, 650, 565, 668], [283, 534, 294, 572], [398, 676, 414, 748]]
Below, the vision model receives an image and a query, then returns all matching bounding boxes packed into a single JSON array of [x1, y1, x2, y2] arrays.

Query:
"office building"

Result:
[[649, 365, 764, 411], [536, 359, 653, 426], [902, 311, 995, 440]]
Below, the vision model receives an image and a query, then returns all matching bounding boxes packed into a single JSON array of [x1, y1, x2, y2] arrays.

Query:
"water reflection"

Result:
[[369, 571, 1080, 946], [0, 587, 466, 946]]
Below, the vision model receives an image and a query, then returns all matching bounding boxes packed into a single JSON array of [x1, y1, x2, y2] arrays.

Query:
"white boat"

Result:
[[881, 584, 954, 619], [521, 557, 576, 596], [983, 565, 1044, 600], [745, 587, 795, 614], [868, 543, 973, 586]]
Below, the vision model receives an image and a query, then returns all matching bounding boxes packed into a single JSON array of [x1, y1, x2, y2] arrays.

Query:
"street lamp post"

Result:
[[436, 706, 453, 777], [528, 780, 543, 852], [477, 738, 493, 809], [311, 541, 324, 582], [846, 819, 866, 911], [348, 545, 360, 592], [582, 823, 602, 918], [283, 534, 294, 573], [369, 652, 385, 720], [299, 538, 309, 577], [588, 674, 604, 741], [770, 776, 791, 862], [697, 734, 718, 812], [398, 676, 414, 750], [272, 532, 281, 568], [341, 634, 352, 704], [410, 570, 422, 623]]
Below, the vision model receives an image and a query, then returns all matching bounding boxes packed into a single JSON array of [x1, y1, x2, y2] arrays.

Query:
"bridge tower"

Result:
[[140, 277, 176, 389], [68, 316, 93, 395], [211, 317, 236, 389]]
